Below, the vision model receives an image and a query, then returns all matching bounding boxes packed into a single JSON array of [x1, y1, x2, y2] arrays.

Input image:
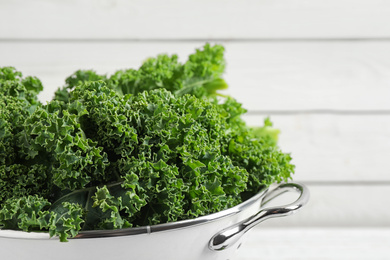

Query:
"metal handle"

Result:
[[208, 182, 310, 251]]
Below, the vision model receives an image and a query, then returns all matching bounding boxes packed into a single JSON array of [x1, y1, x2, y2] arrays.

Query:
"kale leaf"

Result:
[[0, 44, 294, 242]]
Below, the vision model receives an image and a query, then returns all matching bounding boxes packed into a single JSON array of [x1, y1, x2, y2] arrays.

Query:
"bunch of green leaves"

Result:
[[55, 43, 227, 101], [0, 68, 49, 204], [0, 195, 84, 241], [0, 44, 294, 242]]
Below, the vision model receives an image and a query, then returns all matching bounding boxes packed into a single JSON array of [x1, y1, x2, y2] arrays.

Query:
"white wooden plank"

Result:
[[225, 42, 390, 112], [1, 0, 390, 39], [235, 228, 390, 260], [1, 42, 390, 111], [257, 184, 390, 227], [244, 114, 390, 182]]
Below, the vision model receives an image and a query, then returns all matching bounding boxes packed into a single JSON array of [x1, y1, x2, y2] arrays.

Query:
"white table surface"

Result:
[[235, 227, 390, 260]]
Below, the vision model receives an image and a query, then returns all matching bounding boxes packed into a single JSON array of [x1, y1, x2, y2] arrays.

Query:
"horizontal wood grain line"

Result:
[[3, 38, 390, 43], [243, 114, 390, 182], [246, 110, 390, 115], [298, 181, 390, 186], [2, 0, 390, 39]]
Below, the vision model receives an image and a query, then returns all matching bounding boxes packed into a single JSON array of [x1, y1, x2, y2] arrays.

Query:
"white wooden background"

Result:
[[1, 1, 390, 259]]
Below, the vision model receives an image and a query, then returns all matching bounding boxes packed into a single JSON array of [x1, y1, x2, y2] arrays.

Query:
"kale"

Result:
[[0, 44, 294, 241]]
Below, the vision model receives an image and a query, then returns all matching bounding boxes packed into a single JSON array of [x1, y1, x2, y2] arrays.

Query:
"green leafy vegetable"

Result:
[[57, 43, 227, 100], [0, 44, 294, 242]]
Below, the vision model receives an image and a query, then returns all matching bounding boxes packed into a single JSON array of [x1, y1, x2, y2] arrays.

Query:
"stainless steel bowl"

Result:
[[0, 182, 309, 260]]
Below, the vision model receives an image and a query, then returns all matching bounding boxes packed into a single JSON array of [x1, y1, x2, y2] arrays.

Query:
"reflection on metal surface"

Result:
[[75, 184, 269, 239], [208, 183, 310, 251]]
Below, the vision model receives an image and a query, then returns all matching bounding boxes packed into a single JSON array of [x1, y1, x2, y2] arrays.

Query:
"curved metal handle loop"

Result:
[[208, 182, 310, 251]]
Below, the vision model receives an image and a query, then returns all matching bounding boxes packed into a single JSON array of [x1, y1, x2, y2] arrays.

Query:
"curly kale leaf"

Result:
[[54, 70, 108, 102], [104, 43, 227, 98], [225, 125, 294, 194], [175, 43, 227, 97], [0, 69, 43, 107], [0, 67, 23, 81], [0, 195, 84, 242], [68, 81, 139, 162], [49, 181, 146, 231], [0, 97, 17, 165], [65, 70, 107, 89], [0, 195, 52, 231], [118, 159, 188, 225], [0, 67, 40, 88], [48, 201, 84, 241], [18, 99, 109, 191], [0, 67, 43, 164], [0, 164, 51, 206], [250, 117, 281, 147], [91, 185, 134, 229], [54, 44, 226, 101], [109, 54, 182, 95]]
